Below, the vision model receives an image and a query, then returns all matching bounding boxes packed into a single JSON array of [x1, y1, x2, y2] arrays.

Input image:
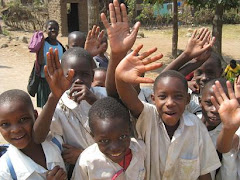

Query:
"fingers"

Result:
[[145, 62, 163, 72], [109, 3, 116, 24], [101, 13, 110, 29], [191, 29, 198, 39], [235, 76, 240, 99], [138, 47, 157, 60], [199, 28, 209, 41], [62, 144, 73, 149], [142, 54, 164, 66], [114, 0, 122, 22], [196, 28, 205, 39], [121, 3, 128, 22], [215, 80, 229, 100], [46, 48, 60, 76], [129, 21, 141, 40], [132, 44, 143, 56], [226, 80, 235, 100], [66, 69, 74, 83], [211, 95, 220, 111], [135, 77, 155, 84]]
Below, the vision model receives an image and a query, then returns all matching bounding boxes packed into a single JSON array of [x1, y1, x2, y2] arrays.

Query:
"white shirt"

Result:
[[50, 87, 107, 149], [71, 138, 146, 180], [136, 102, 221, 180], [138, 87, 153, 104], [186, 88, 202, 119], [0, 135, 65, 180]]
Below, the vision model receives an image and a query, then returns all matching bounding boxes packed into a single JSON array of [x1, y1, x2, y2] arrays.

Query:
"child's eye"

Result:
[[119, 135, 128, 140], [205, 101, 212, 106], [0, 122, 10, 128], [158, 95, 166, 100], [19, 117, 30, 123], [175, 94, 183, 100], [99, 139, 109, 144]]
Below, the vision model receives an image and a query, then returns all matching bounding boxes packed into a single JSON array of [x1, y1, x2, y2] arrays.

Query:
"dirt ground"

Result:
[[0, 24, 240, 144]]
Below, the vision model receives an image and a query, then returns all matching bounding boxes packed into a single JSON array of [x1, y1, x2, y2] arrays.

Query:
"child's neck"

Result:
[[21, 140, 47, 169], [164, 121, 180, 140], [99, 52, 105, 57], [47, 38, 58, 45]]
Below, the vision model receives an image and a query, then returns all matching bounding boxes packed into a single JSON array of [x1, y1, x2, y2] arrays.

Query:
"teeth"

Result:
[[13, 135, 24, 140], [111, 152, 122, 157]]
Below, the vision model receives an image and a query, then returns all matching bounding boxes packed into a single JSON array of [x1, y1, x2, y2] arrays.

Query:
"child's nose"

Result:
[[10, 124, 21, 133], [166, 98, 175, 107]]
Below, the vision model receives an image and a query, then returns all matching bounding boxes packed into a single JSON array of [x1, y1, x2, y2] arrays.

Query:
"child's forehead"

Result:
[[63, 56, 90, 68], [94, 117, 129, 131]]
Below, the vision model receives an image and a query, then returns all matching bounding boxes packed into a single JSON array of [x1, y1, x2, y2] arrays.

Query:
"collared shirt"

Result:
[[136, 102, 221, 180], [71, 138, 146, 180], [0, 135, 65, 180], [50, 87, 107, 149], [138, 87, 153, 104]]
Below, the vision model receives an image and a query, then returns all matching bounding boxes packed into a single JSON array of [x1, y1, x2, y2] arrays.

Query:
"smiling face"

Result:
[[152, 77, 190, 126], [46, 21, 59, 41], [91, 117, 130, 163], [201, 87, 221, 129], [194, 57, 222, 91], [0, 100, 36, 150]]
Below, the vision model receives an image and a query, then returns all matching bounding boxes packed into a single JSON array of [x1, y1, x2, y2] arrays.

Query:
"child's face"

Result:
[[194, 58, 222, 91], [201, 88, 221, 127], [46, 22, 59, 40], [92, 70, 106, 87], [0, 101, 36, 150], [63, 57, 93, 88], [91, 117, 130, 163], [152, 77, 190, 126]]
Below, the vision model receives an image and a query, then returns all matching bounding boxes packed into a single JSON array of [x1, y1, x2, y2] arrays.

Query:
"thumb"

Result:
[[67, 69, 74, 84]]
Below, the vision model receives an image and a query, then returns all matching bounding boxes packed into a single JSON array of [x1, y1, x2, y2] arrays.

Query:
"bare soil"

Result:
[[0, 24, 239, 144]]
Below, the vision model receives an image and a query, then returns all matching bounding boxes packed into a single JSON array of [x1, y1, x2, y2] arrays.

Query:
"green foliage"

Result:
[[186, 0, 239, 10], [223, 9, 240, 24], [135, 3, 155, 25]]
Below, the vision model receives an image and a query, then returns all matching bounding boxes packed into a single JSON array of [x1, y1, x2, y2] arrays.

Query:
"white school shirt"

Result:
[[138, 87, 153, 104], [186, 88, 202, 119], [71, 138, 146, 180], [136, 102, 221, 180], [50, 87, 107, 149], [0, 135, 65, 180]]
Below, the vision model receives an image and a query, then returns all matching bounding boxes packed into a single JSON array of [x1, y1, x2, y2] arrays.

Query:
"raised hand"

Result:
[[69, 79, 97, 105], [44, 48, 74, 99], [184, 28, 215, 60], [101, 0, 140, 54], [46, 166, 67, 180], [62, 144, 83, 165], [211, 80, 240, 131], [84, 25, 106, 57], [234, 76, 240, 100], [116, 44, 163, 84]]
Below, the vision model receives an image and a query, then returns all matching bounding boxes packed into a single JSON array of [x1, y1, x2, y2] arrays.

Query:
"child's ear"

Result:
[[151, 94, 155, 105], [34, 110, 38, 120], [198, 96, 202, 105]]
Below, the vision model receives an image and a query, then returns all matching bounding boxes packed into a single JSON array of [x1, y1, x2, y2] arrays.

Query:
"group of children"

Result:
[[0, 0, 240, 179]]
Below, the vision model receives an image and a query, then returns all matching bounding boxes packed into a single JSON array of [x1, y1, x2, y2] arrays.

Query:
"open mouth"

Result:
[[165, 111, 176, 116], [110, 152, 123, 157], [12, 134, 25, 140]]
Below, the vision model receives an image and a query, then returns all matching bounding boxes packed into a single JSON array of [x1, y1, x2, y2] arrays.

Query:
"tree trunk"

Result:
[[212, 3, 223, 56], [88, 0, 100, 30], [172, 0, 178, 58]]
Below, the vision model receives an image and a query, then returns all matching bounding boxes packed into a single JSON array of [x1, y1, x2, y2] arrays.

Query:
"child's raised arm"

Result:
[[101, 0, 140, 97], [84, 25, 106, 57], [163, 28, 215, 76], [211, 80, 240, 153], [32, 48, 74, 143], [116, 45, 163, 117]]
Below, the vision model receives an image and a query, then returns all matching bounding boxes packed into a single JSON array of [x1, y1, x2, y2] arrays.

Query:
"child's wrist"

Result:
[[48, 93, 60, 103]]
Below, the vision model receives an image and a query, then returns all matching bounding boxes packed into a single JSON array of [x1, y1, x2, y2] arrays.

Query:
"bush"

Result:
[[223, 9, 240, 24], [135, 3, 155, 26]]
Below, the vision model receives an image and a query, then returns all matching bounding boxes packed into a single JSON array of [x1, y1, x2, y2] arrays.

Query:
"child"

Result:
[[200, 78, 238, 180], [115, 44, 221, 179], [223, 59, 240, 82], [71, 97, 146, 180], [0, 48, 72, 179], [92, 67, 107, 87], [48, 47, 107, 168], [93, 34, 109, 68], [37, 20, 66, 108], [68, 31, 86, 48], [211, 79, 240, 180]]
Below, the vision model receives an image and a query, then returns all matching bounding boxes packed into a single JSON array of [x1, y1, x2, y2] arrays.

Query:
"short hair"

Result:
[[68, 31, 86, 39], [0, 89, 34, 109], [88, 97, 130, 132], [93, 67, 107, 73], [201, 78, 228, 95], [154, 70, 188, 93], [45, 20, 59, 30], [61, 47, 93, 69]]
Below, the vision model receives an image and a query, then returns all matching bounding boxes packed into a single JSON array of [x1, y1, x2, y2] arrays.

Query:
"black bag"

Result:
[[27, 62, 40, 97]]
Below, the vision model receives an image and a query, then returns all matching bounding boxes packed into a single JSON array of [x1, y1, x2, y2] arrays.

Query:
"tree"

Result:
[[88, 0, 100, 30], [186, 0, 239, 56]]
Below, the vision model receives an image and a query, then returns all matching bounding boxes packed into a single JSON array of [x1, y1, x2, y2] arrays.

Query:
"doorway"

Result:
[[67, 3, 79, 33]]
